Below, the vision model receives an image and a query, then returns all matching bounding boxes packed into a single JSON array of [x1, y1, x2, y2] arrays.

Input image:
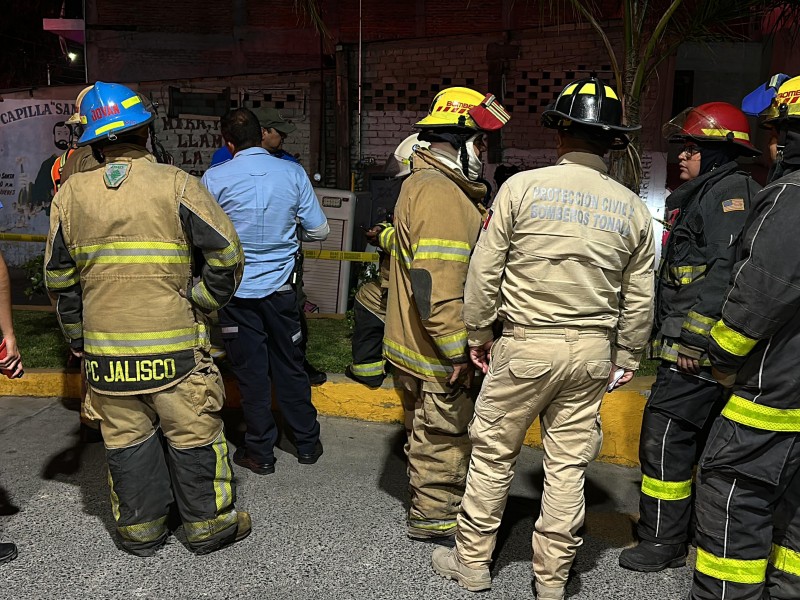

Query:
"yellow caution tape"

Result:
[[303, 249, 379, 262], [0, 233, 47, 243], [0, 234, 379, 262]]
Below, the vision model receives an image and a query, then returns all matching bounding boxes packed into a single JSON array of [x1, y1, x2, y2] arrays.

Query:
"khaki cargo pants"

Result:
[[455, 325, 610, 596], [396, 372, 476, 537]]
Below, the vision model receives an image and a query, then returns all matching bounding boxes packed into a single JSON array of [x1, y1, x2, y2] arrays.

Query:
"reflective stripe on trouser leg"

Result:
[[638, 363, 724, 545], [350, 299, 386, 385], [166, 429, 238, 552], [691, 469, 772, 599], [106, 431, 172, 555], [399, 374, 474, 533], [767, 467, 800, 600]]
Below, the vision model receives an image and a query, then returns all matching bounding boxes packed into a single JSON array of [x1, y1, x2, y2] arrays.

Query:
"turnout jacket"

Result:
[[653, 162, 759, 363], [354, 223, 394, 320], [709, 170, 800, 429], [384, 148, 486, 382], [45, 145, 244, 395], [464, 152, 655, 369]]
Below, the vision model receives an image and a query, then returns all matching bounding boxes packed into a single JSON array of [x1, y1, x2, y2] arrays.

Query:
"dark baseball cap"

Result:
[[252, 107, 297, 135]]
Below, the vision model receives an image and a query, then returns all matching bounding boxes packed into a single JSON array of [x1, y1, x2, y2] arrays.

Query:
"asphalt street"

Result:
[[0, 396, 692, 599]]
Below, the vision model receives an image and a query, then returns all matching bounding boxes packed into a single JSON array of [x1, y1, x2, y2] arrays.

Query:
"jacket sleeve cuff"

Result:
[[675, 343, 704, 360], [468, 327, 495, 347], [611, 347, 641, 370]]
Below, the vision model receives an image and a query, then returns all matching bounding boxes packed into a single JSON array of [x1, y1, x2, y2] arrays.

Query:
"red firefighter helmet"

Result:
[[663, 102, 760, 156]]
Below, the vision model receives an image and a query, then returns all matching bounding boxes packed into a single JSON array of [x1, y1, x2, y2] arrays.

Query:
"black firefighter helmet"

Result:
[[542, 76, 640, 149]]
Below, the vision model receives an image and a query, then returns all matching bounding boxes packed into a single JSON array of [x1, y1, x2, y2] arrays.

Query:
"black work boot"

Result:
[[619, 540, 687, 572], [0, 542, 18, 564], [304, 360, 327, 386]]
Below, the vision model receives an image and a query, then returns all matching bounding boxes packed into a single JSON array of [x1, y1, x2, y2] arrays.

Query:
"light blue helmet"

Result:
[[77, 82, 154, 146]]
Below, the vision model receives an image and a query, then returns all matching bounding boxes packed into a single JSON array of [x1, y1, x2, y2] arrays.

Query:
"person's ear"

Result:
[[225, 140, 236, 155]]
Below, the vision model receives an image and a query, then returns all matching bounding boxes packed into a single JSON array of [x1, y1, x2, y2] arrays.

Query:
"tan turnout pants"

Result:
[[455, 325, 610, 596], [397, 372, 476, 536]]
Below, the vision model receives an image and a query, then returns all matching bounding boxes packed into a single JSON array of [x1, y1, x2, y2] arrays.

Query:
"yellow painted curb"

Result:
[[0, 370, 652, 467]]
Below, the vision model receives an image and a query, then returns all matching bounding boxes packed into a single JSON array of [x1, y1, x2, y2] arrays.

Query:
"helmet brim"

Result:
[[77, 112, 155, 146], [667, 133, 762, 157], [541, 107, 641, 133]]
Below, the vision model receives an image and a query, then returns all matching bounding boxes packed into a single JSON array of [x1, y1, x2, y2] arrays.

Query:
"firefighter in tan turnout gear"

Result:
[[431, 77, 655, 598], [44, 82, 249, 556], [383, 87, 510, 541]]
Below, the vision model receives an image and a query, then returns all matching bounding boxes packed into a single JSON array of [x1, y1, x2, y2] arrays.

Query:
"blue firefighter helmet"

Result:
[[77, 82, 154, 146]]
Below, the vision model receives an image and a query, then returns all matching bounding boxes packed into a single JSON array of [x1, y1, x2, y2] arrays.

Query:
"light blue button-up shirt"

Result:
[[201, 147, 328, 298]]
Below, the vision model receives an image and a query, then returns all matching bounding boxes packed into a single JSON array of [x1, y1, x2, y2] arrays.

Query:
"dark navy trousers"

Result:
[[219, 290, 320, 464]]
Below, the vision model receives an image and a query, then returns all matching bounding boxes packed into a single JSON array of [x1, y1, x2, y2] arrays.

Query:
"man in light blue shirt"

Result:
[[202, 108, 328, 474]]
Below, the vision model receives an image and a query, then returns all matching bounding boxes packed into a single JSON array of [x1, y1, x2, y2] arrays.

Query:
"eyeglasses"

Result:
[[680, 145, 701, 158]]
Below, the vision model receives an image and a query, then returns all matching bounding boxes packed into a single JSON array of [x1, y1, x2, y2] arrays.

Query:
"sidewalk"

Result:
[[0, 373, 654, 467], [0, 395, 693, 599]]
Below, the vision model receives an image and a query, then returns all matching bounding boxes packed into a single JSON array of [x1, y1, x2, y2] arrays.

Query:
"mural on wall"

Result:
[[0, 97, 76, 265]]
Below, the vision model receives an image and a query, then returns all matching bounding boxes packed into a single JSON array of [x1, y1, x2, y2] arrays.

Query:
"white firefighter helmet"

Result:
[[385, 134, 430, 177]]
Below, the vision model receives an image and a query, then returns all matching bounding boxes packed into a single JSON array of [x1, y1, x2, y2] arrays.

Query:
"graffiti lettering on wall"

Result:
[[159, 117, 222, 177], [0, 101, 75, 125], [0, 98, 77, 265]]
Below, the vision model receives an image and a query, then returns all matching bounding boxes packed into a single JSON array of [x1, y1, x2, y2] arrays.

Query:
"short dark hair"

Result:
[[561, 124, 615, 155], [220, 108, 262, 152]]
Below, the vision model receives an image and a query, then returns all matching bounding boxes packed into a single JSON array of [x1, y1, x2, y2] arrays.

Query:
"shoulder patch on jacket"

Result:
[[721, 198, 745, 212], [482, 208, 493, 230], [104, 163, 130, 189]]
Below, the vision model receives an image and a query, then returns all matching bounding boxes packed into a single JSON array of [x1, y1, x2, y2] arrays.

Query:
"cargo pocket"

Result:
[[586, 360, 612, 381], [700, 418, 793, 486], [469, 399, 506, 442], [509, 359, 552, 381], [579, 413, 604, 463], [188, 365, 225, 417], [219, 325, 247, 368]]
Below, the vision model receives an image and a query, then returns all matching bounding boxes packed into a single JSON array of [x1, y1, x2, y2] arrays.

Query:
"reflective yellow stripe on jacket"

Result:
[[72, 241, 190, 266], [640, 474, 692, 501], [412, 238, 471, 264], [351, 360, 385, 378], [652, 338, 711, 366], [722, 395, 800, 432], [683, 310, 716, 337], [695, 547, 768, 585], [710, 321, 758, 357], [670, 264, 706, 285], [433, 329, 468, 361], [770, 544, 800, 577], [205, 240, 244, 268], [84, 326, 209, 356], [44, 267, 80, 290], [383, 338, 452, 379]]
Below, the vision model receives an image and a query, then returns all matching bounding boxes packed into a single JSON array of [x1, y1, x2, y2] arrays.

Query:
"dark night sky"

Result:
[[2, 1, 86, 90]]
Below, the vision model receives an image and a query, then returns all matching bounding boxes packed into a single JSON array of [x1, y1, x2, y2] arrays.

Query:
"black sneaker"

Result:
[[232, 447, 275, 475], [0, 543, 17, 565], [304, 360, 327, 386], [619, 541, 687, 572]]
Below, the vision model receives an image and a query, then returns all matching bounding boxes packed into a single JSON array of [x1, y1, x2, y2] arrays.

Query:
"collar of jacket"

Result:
[[100, 143, 156, 163], [412, 148, 487, 202], [555, 151, 609, 173], [666, 160, 739, 210]]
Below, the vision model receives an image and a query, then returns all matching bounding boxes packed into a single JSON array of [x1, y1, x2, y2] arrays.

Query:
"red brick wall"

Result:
[[355, 23, 664, 177]]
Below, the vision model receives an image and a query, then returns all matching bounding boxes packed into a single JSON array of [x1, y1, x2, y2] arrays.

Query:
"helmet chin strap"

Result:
[[461, 134, 484, 181]]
